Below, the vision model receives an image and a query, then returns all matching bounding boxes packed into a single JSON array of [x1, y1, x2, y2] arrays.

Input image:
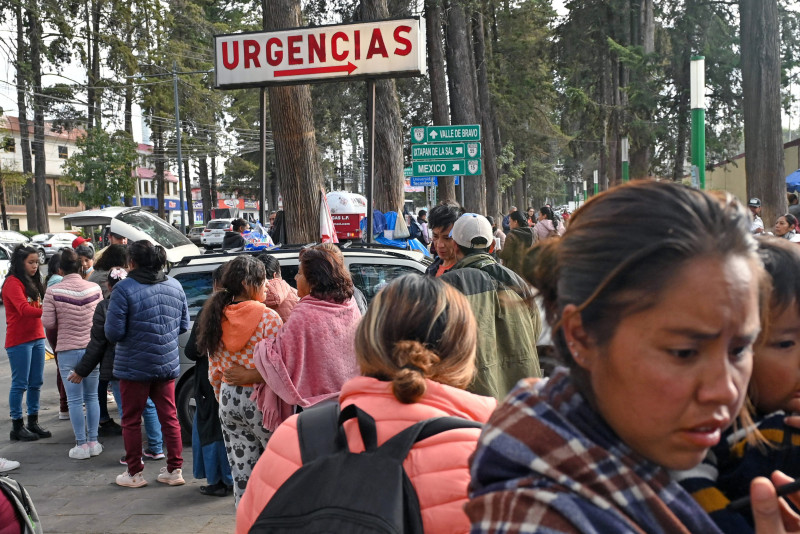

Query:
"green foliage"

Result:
[[61, 129, 138, 208], [497, 142, 526, 192]]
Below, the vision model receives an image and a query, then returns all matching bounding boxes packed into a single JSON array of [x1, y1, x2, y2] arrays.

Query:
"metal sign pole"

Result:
[[366, 79, 376, 243], [259, 88, 268, 224]]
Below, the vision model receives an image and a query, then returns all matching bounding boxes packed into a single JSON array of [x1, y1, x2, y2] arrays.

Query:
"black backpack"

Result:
[[408, 218, 422, 240], [249, 402, 482, 534]]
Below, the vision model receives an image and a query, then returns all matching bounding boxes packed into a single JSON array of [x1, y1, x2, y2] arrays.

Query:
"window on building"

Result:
[[46, 184, 53, 206], [5, 184, 24, 206], [58, 146, 68, 159], [3, 138, 14, 153], [143, 181, 150, 195], [9, 219, 19, 232], [64, 221, 72, 231], [57, 185, 80, 208]]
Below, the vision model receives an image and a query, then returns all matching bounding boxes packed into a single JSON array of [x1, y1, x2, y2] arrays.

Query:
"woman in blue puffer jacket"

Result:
[[105, 240, 189, 489]]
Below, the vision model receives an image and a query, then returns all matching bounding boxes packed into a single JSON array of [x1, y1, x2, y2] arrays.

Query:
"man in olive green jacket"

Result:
[[440, 213, 542, 399]]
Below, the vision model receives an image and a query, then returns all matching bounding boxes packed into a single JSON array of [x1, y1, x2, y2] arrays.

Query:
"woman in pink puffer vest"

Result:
[[236, 275, 496, 534]]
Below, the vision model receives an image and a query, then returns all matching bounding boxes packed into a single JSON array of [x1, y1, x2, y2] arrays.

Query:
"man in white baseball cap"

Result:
[[440, 213, 542, 399], [748, 198, 764, 235]]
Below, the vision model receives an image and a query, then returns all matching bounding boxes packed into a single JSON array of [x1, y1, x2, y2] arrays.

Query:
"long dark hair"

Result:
[[196, 255, 266, 355], [95, 244, 128, 270], [128, 240, 167, 272], [4, 245, 44, 301], [45, 252, 62, 285]]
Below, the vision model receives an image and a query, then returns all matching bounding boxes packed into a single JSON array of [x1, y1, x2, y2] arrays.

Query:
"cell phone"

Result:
[[727, 480, 800, 511]]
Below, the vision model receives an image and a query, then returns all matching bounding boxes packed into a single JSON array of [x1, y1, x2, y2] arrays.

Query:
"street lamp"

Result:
[[691, 56, 706, 189]]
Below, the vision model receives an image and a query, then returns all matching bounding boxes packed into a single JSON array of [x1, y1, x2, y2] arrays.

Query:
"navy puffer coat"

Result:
[[105, 270, 189, 381]]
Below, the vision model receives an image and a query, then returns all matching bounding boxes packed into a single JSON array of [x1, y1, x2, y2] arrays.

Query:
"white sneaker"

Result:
[[87, 441, 103, 457], [59, 411, 70, 420], [116, 470, 147, 488], [156, 467, 185, 486], [69, 444, 91, 460], [0, 458, 20, 473]]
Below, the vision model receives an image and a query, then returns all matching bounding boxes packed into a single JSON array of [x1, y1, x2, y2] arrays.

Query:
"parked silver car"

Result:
[[0, 230, 30, 250], [30, 232, 81, 264], [168, 245, 431, 439]]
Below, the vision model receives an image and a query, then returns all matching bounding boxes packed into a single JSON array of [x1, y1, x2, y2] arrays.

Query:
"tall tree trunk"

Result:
[[29, 5, 48, 231], [473, 11, 499, 221], [91, 0, 101, 126], [154, 120, 165, 219], [184, 159, 193, 227], [426, 0, 455, 203], [741, 0, 785, 226], [211, 154, 218, 205], [198, 156, 211, 223], [266, 0, 324, 243], [445, 0, 481, 211], [16, 1, 36, 230], [361, 0, 404, 214]]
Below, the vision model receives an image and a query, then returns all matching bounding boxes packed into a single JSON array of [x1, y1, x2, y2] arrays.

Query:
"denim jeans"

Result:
[[6, 338, 46, 420], [110, 380, 163, 453], [57, 349, 100, 444]]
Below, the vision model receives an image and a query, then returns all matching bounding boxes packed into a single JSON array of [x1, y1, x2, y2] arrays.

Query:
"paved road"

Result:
[[0, 304, 235, 533]]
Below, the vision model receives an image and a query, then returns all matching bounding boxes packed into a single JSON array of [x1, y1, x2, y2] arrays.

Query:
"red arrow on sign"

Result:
[[274, 62, 357, 78]]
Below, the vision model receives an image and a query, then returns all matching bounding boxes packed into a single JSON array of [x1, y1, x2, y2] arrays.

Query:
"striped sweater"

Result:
[[42, 273, 102, 352]]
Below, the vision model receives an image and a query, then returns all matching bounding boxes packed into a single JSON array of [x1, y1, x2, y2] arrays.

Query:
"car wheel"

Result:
[[37, 248, 46, 265], [175, 370, 195, 443]]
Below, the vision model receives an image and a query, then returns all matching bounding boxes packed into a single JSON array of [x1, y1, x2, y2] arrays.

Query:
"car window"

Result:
[[206, 221, 229, 230], [174, 272, 213, 320], [0, 247, 9, 260], [116, 210, 193, 249], [348, 264, 422, 302]]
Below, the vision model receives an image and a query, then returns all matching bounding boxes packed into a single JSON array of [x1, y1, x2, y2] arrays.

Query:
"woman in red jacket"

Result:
[[1, 245, 50, 442], [236, 275, 497, 534]]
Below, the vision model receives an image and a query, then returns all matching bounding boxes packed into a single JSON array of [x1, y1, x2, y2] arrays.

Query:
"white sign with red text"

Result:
[[214, 18, 426, 88]]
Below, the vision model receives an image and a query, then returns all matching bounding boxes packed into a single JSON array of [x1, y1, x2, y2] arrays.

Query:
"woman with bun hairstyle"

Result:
[[105, 240, 189, 488], [2, 245, 49, 442], [532, 205, 563, 241], [467, 181, 799, 533], [236, 275, 497, 534]]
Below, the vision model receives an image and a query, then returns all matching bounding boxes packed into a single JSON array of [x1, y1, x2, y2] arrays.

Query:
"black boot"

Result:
[[26, 414, 51, 438], [10, 418, 38, 442]]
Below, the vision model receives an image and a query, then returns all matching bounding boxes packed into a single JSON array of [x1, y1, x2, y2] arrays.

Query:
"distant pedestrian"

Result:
[[502, 206, 516, 234], [268, 211, 286, 244], [222, 219, 249, 251], [106, 241, 189, 488], [487, 216, 505, 254], [426, 201, 464, 277], [441, 213, 542, 399], [533, 206, 563, 242], [45, 252, 69, 420], [184, 266, 234, 498], [526, 207, 536, 227], [417, 209, 430, 246], [789, 193, 800, 218], [75, 245, 95, 280], [774, 213, 800, 243], [499, 211, 535, 277], [42, 248, 103, 459], [257, 254, 299, 323], [2, 245, 49, 442], [749, 197, 764, 234]]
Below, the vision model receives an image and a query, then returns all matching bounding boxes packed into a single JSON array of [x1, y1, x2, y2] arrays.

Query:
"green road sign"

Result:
[[411, 142, 482, 160], [410, 125, 481, 144], [403, 167, 412, 177], [412, 159, 482, 177]]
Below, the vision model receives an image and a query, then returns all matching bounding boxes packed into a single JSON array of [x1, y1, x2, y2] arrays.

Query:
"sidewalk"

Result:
[[0, 357, 235, 533]]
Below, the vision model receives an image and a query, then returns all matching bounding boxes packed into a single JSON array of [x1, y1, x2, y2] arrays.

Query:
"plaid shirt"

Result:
[[466, 369, 723, 534]]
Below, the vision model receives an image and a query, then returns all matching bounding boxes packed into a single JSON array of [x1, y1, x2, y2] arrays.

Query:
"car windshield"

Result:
[[116, 211, 193, 249], [206, 221, 229, 230], [31, 234, 53, 242]]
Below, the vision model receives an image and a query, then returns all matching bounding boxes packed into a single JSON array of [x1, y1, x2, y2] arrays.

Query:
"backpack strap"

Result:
[[379, 417, 483, 461], [297, 403, 343, 465]]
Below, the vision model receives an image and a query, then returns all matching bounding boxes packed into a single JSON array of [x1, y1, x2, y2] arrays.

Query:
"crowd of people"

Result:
[[3, 181, 800, 533]]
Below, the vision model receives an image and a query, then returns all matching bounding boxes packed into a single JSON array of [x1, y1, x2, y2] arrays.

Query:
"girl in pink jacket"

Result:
[[236, 275, 497, 534]]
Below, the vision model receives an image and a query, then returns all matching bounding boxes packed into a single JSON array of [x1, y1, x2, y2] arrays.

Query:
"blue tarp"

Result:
[[788, 170, 800, 192]]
